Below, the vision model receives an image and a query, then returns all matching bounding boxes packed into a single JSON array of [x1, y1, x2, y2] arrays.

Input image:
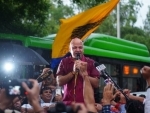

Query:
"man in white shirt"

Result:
[[140, 66, 150, 113]]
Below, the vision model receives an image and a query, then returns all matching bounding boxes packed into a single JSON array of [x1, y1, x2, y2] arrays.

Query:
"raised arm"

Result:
[[81, 62, 97, 113], [129, 94, 145, 103]]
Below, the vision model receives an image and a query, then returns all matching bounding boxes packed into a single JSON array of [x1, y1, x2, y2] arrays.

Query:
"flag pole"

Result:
[[117, 2, 120, 38]]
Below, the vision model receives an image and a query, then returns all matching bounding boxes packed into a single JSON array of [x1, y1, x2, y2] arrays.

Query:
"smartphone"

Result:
[[104, 78, 112, 84], [8, 85, 21, 96], [55, 88, 61, 95]]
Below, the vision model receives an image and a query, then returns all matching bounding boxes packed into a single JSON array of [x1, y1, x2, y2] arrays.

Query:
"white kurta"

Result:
[[145, 88, 150, 113]]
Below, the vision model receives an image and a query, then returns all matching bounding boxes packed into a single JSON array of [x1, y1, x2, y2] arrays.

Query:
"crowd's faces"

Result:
[[44, 77, 53, 85], [113, 90, 128, 104], [13, 100, 21, 111], [69, 38, 84, 59], [41, 89, 52, 102]]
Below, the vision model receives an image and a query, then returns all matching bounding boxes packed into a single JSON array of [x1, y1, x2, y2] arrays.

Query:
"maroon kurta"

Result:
[[56, 55, 99, 105]]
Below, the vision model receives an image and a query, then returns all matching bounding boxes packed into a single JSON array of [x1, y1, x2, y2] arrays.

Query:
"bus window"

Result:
[[0, 39, 22, 45], [122, 77, 146, 91], [29, 47, 51, 63]]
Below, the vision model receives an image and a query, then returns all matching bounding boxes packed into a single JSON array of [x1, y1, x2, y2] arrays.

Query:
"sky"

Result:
[[135, 0, 150, 28], [63, 0, 150, 28]]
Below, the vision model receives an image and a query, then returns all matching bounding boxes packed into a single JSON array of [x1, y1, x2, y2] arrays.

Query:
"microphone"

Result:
[[94, 62, 129, 100], [76, 53, 80, 60], [94, 62, 108, 80], [75, 53, 80, 72]]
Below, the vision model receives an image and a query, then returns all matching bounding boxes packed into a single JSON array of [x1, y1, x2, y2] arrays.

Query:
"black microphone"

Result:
[[94, 62, 129, 101], [76, 53, 80, 60], [75, 53, 80, 72]]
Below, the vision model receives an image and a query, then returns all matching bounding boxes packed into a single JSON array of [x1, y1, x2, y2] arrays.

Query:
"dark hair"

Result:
[[40, 86, 52, 94], [125, 99, 144, 113], [114, 95, 121, 103]]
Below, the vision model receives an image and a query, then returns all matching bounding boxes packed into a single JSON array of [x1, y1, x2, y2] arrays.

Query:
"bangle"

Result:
[[35, 109, 45, 113], [71, 71, 76, 75]]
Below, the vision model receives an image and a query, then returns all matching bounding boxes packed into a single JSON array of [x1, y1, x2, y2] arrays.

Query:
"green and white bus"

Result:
[[0, 33, 150, 92]]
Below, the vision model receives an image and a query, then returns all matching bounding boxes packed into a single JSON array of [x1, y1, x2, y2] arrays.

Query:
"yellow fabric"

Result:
[[52, 0, 120, 58]]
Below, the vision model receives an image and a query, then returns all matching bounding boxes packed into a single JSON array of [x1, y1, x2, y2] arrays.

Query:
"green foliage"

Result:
[[123, 34, 150, 51], [121, 26, 146, 38], [71, 0, 106, 6], [144, 6, 150, 37], [1, 0, 150, 53], [120, 0, 142, 27], [0, 0, 51, 35], [70, 0, 107, 10], [95, 13, 117, 36], [0, 0, 74, 36]]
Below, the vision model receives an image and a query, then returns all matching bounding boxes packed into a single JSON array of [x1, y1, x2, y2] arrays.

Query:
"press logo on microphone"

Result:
[[96, 64, 106, 72]]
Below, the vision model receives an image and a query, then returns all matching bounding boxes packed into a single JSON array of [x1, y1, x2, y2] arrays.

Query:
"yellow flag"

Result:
[[52, 0, 119, 59]]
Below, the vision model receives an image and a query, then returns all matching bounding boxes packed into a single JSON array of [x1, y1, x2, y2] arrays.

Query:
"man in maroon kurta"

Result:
[[56, 38, 100, 105]]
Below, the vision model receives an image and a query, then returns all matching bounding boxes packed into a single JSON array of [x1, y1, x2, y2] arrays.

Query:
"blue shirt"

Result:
[[102, 105, 111, 113]]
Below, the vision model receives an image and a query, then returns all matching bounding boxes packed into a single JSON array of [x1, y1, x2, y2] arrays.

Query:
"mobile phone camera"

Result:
[[5, 79, 32, 96]]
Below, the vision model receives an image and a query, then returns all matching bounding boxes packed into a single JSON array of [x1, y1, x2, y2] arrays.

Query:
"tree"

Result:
[[120, 0, 142, 27], [123, 34, 150, 51], [144, 6, 150, 38], [69, 0, 107, 13], [0, 0, 74, 36], [95, 13, 117, 36], [121, 26, 146, 38]]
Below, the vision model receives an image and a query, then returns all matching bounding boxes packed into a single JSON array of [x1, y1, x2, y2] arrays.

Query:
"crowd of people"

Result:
[[0, 37, 150, 113]]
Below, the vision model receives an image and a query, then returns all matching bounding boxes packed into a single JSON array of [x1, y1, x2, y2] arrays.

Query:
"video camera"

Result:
[[3, 79, 32, 96]]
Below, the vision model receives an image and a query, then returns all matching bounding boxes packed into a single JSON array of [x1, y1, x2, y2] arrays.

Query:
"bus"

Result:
[[0, 33, 150, 93]]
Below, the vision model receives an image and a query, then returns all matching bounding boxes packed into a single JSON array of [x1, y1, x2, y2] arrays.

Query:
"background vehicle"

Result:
[[0, 33, 150, 92]]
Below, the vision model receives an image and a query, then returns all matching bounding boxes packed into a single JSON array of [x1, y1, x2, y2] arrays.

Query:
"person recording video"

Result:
[[0, 79, 45, 113], [38, 68, 63, 103]]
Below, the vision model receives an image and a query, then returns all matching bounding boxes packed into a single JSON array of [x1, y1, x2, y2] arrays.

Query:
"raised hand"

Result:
[[102, 84, 114, 105], [79, 61, 88, 78], [141, 66, 150, 79]]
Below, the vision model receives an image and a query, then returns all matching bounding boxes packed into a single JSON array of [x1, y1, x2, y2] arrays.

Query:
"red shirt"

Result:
[[56, 55, 100, 105]]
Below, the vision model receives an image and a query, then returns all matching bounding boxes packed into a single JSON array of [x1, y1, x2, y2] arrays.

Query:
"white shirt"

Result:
[[145, 88, 150, 113], [21, 103, 54, 108]]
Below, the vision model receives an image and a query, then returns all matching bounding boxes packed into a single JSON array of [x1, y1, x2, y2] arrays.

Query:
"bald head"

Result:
[[70, 38, 83, 46], [69, 38, 84, 58]]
